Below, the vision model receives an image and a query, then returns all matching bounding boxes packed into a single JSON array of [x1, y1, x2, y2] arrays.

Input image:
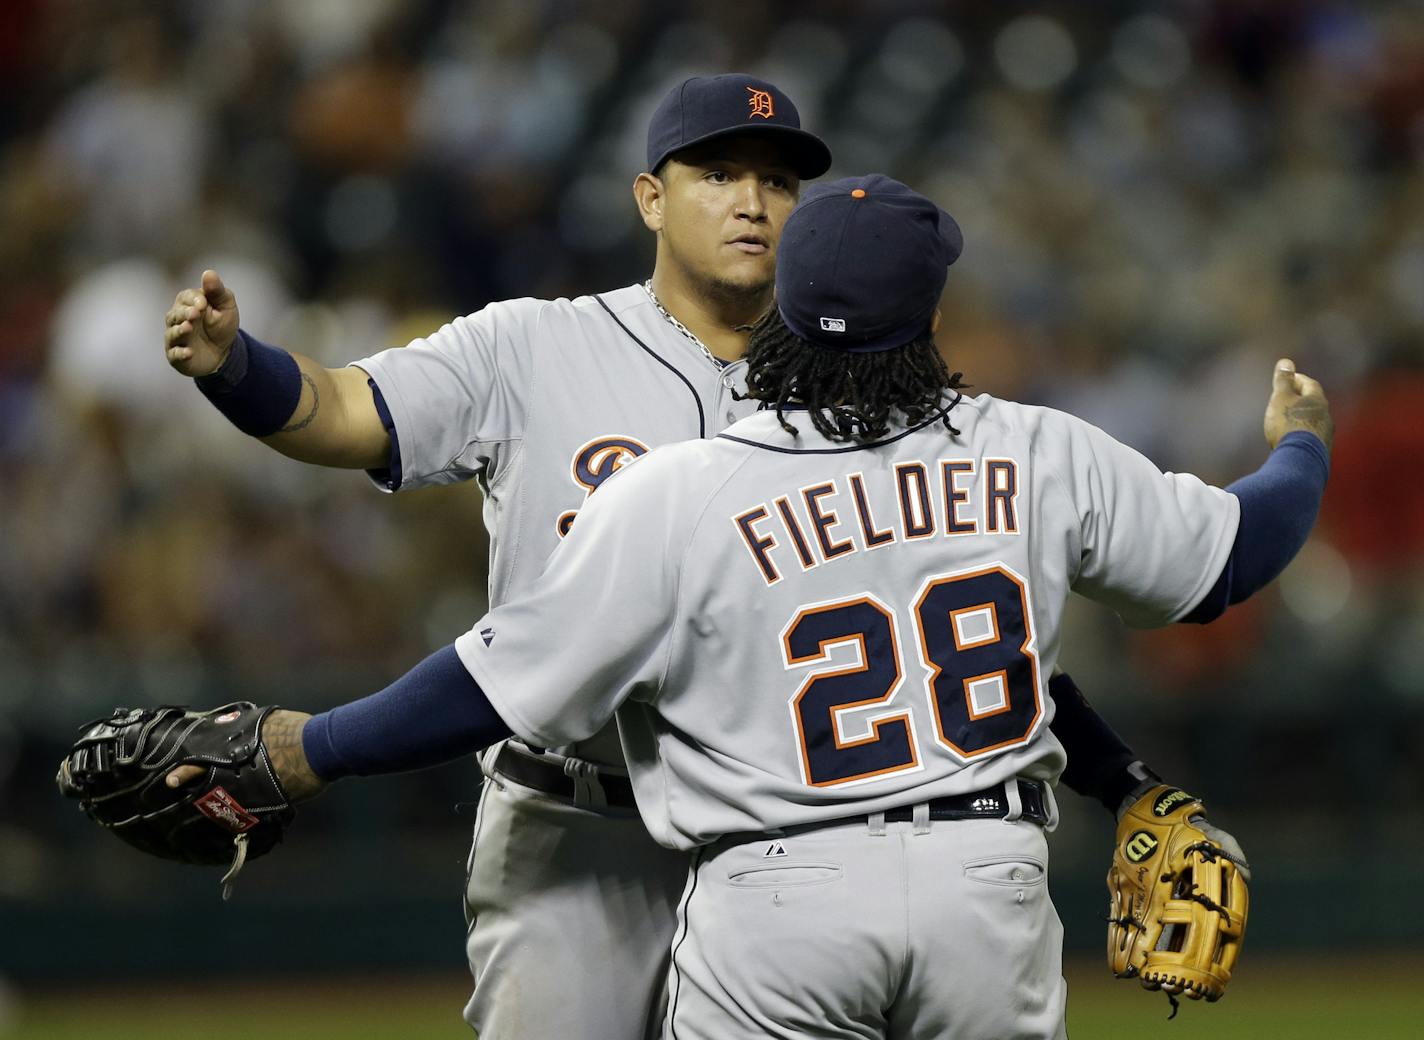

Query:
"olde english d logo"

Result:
[[1124, 830, 1159, 863], [747, 86, 775, 119], [556, 435, 649, 537]]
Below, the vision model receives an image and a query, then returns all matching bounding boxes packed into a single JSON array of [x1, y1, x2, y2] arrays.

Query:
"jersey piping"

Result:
[[595, 293, 707, 437], [667, 845, 705, 1040], [718, 392, 963, 455]]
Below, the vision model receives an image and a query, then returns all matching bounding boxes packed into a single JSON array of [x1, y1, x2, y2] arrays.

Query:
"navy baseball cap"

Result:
[[646, 74, 832, 179], [776, 175, 963, 353]]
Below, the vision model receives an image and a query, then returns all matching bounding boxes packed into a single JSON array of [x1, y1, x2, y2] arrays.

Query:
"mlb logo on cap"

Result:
[[776, 175, 964, 354]]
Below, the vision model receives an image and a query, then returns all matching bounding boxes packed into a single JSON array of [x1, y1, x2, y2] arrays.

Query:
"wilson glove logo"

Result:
[[1124, 830, 1159, 863], [1153, 788, 1194, 817]]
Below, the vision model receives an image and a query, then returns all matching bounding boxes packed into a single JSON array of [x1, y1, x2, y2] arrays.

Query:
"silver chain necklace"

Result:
[[643, 279, 727, 370]]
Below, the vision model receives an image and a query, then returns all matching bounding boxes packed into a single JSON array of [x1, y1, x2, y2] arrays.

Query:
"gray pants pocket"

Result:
[[962, 855, 1046, 888], [727, 862, 844, 888]]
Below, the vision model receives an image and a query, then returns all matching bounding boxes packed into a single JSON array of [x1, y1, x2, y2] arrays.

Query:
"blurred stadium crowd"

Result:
[[2, 0, 1423, 965]]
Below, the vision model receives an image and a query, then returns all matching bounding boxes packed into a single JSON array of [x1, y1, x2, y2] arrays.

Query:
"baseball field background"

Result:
[[3, 1, 1422, 1037], [7, 958, 1424, 1039]]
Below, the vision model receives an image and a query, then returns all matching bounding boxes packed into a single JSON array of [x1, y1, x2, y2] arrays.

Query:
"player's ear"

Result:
[[634, 172, 666, 233], [931, 308, 942, 335]]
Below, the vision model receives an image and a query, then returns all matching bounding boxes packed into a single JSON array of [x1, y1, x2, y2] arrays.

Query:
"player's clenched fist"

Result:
[[164, 269, 240, 377], [1263, 357, 1333, 450]]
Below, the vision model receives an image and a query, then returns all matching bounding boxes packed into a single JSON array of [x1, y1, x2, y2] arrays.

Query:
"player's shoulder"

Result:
[[488, 284, 650, 325], [616, 435, 752, 491], [447, 284, 645, 332], [446, 294, 557, 334], [591, 436, 755, 520], [957, 392, 1104, 443], [570, 283, 650, 317]]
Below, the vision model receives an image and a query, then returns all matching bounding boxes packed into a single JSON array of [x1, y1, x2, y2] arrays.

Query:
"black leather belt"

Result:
[[493, 743, 636, 808], [721, 779, 1052, 847], [878, 779, 1050, 826], [493, 741, 1048, 828]]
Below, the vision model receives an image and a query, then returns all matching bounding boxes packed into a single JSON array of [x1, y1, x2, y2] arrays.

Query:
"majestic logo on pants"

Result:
[[557, 435, 650, 537]]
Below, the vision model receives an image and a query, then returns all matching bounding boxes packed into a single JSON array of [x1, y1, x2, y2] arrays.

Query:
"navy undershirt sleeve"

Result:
[[365, 379, 403, 491], [301, 645, 511, 781], [1048, 672, 1143, 814], [1184, 430, 1330, 623]]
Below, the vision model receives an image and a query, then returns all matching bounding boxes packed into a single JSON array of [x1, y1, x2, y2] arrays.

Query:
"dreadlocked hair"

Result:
[[738, 308, 967, 442]]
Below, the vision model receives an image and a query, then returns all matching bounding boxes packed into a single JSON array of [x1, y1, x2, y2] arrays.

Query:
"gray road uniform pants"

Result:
[[464, 744, 688, 1039], [663, 779, 1068, 1040]]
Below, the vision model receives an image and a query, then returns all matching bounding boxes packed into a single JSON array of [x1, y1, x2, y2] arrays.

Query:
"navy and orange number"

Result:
[[782, 565, 1041, 788]]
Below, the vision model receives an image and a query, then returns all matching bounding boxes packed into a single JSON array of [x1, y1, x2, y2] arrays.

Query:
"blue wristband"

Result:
[[195, 329, 305, 437]]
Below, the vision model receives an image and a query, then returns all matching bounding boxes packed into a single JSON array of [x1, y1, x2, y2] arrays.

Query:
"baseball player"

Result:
[[161, 175, 1331, 1038], [162, 79, 1273, 1036]]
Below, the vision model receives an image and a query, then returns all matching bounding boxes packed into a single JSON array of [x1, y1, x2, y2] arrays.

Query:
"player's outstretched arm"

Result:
[[165, 645, 516, 795], [164, 269, 390, 469], [61, 648, 511, 900], [1182, 358, 1332, 623]]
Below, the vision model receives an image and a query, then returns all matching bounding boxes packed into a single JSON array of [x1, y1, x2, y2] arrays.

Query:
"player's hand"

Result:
[[1263, 358, 1333, 450], [165, 709, 326, 802], [164, 269, 240, 377]]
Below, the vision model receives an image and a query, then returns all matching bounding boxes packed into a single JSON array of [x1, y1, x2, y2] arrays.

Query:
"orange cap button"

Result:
[[851, 188, 866, 198]]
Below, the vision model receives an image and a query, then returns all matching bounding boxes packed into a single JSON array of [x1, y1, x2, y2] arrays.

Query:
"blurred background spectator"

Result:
[[2, 0, 1422, 989]]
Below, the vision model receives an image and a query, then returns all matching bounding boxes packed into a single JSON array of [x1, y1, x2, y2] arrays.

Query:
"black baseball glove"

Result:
[[56, 702, 295, 898]]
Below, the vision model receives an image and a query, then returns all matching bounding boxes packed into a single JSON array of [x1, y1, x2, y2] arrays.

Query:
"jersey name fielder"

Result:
[[456, 394, 1239, 848]]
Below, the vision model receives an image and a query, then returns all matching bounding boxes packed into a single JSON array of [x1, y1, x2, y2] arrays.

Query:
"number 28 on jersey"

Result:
[[734, 456, 1041, 790]]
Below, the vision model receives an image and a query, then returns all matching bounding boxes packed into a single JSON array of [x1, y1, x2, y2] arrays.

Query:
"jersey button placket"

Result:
[[717, 364, 745, 428]]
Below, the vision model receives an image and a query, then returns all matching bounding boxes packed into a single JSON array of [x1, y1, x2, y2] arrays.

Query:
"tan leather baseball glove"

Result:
[[1107, 784, 1249, 1012]]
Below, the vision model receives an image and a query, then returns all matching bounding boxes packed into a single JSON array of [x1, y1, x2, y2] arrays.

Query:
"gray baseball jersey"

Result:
[[355, 283, 757, 767], [456, 396, 1239, 850], [353, 283, 759, 1039]]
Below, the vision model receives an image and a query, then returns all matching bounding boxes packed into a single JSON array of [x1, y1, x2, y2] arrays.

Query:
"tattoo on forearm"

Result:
[[1285, 399, 1334, 448], [280, 374, 320, 433], [263, 711, 326, 802]]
